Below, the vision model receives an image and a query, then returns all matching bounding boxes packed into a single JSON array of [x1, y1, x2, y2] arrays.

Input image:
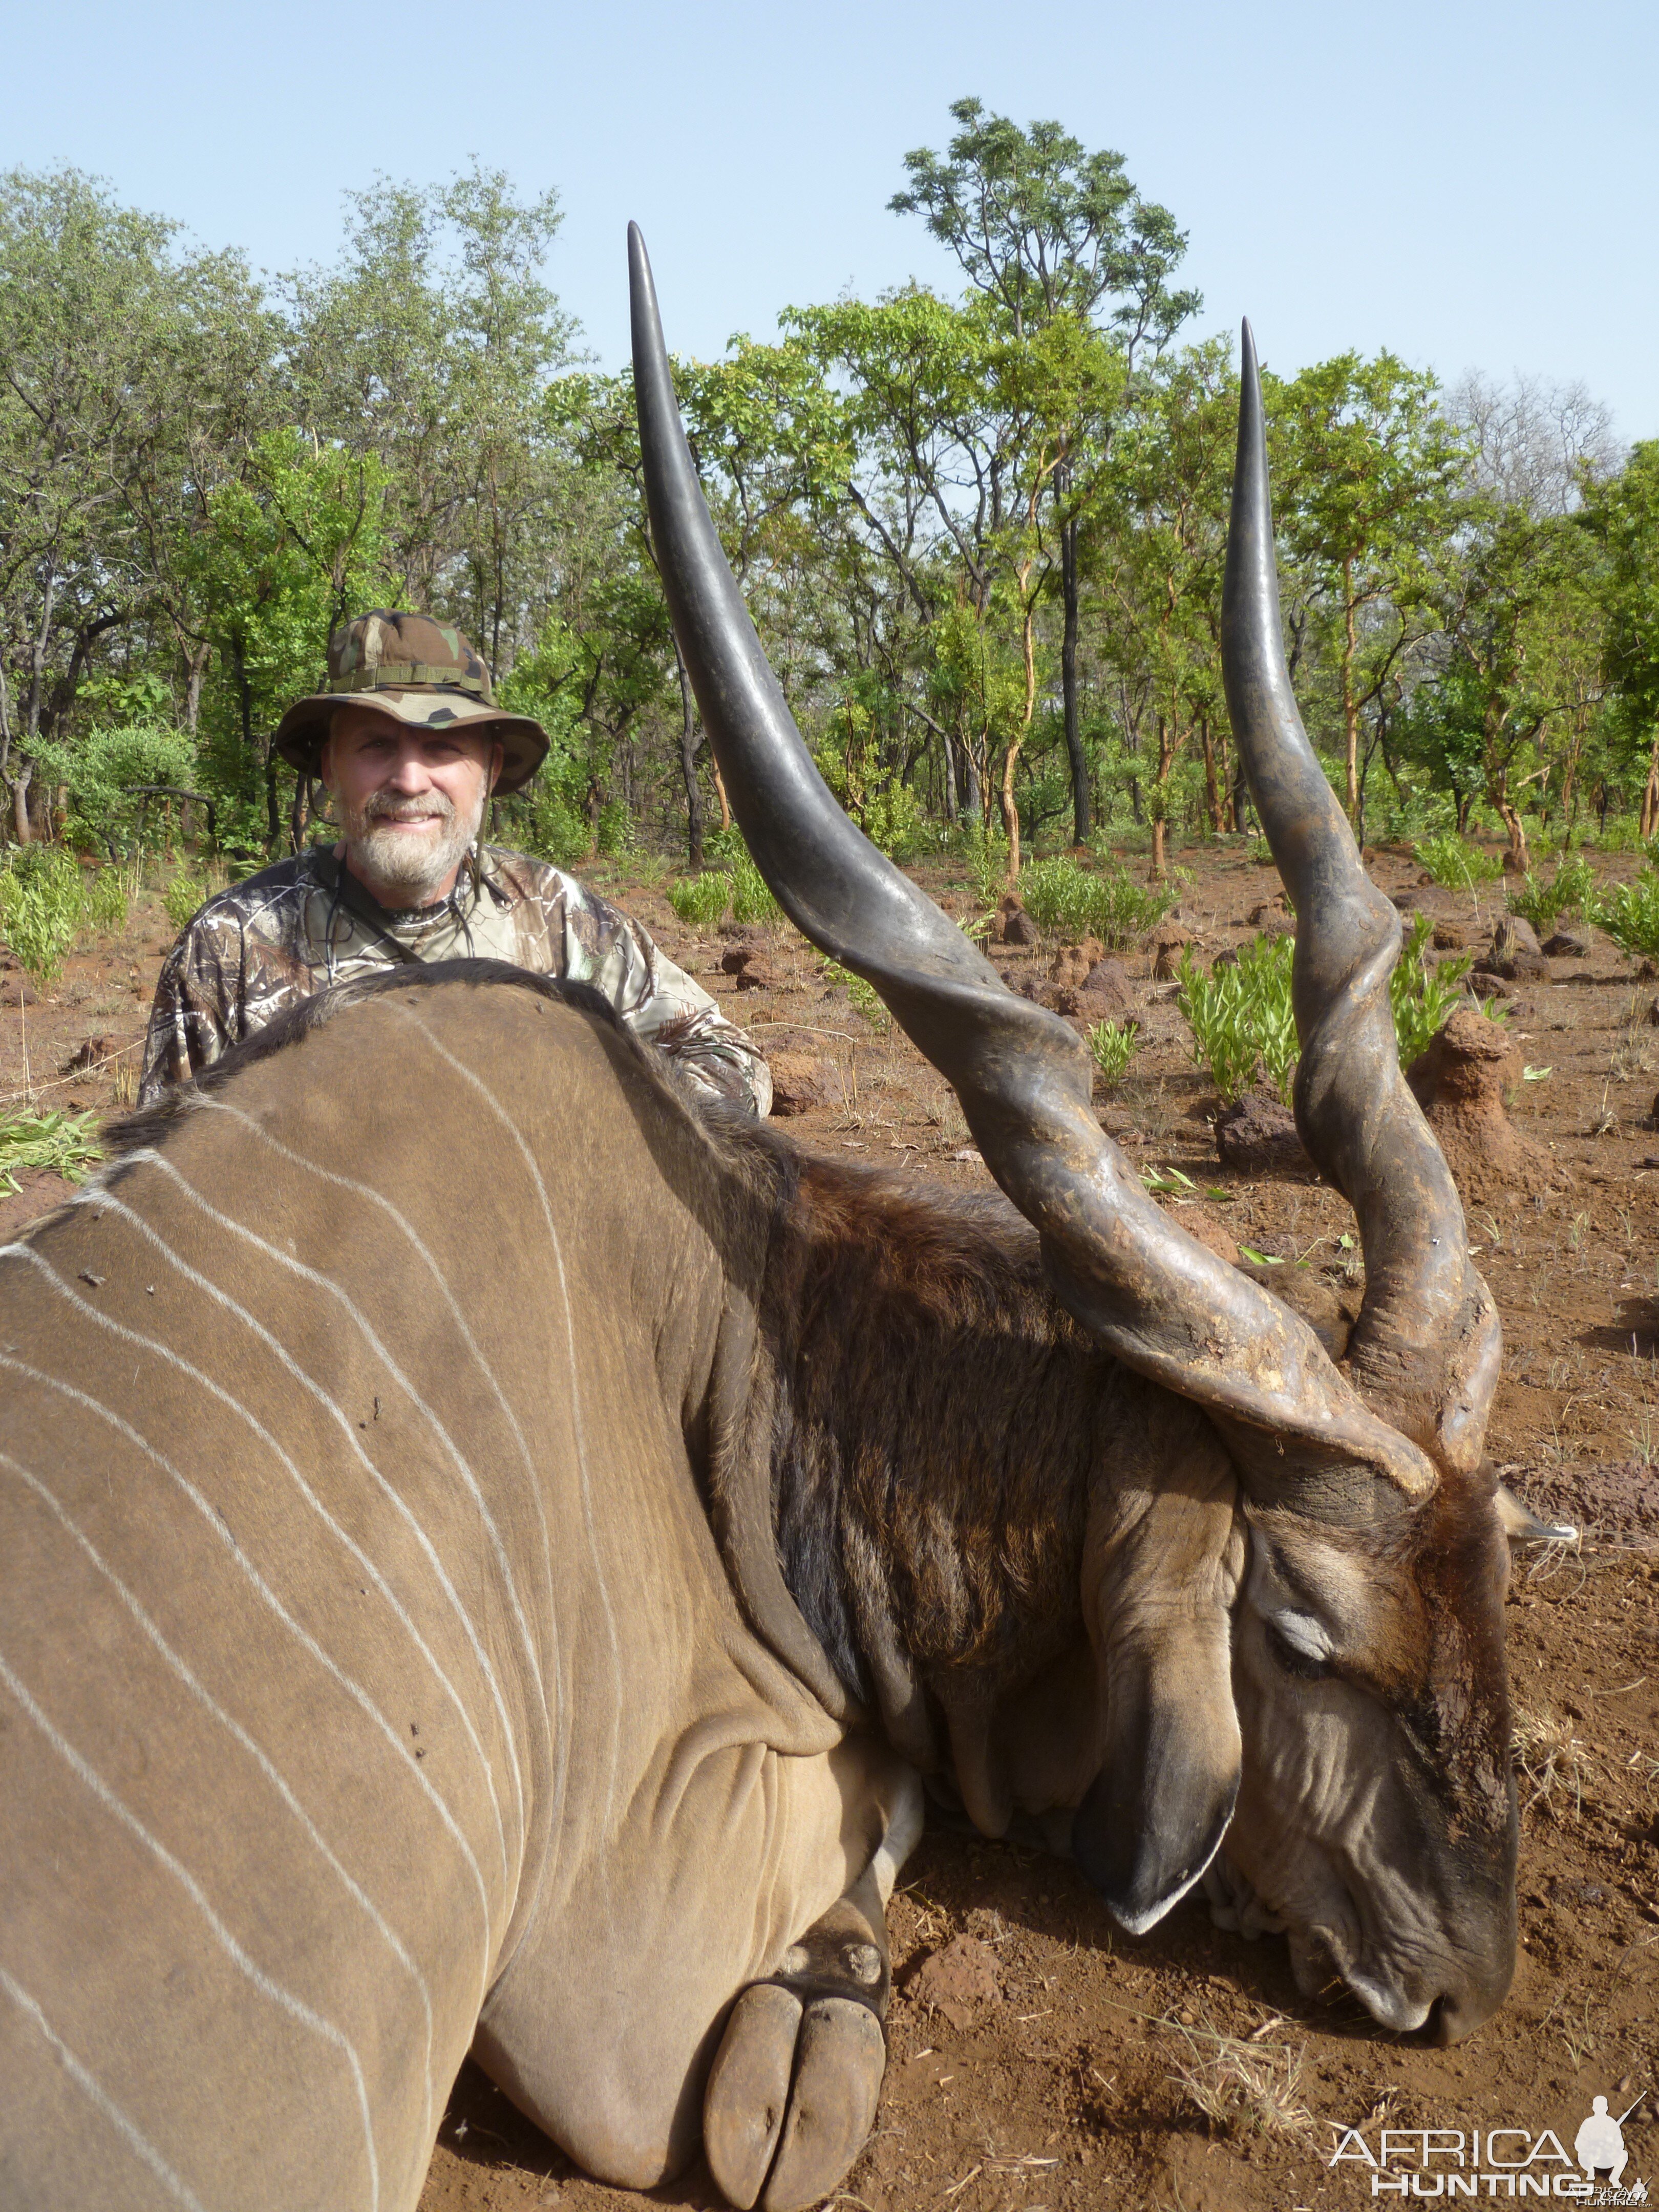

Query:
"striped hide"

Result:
[[1, 970, 910, 2211]]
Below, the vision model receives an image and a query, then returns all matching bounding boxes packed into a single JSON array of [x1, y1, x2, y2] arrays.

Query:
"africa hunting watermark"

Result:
[[1328, 2094, 1646, 2200]]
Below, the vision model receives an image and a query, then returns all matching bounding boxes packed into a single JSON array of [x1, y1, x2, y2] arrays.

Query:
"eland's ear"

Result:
[[1073, 1402, 1244, 1935], [1495, 1484, 1578, 1547], [1073, 1612, 1241, 1934]]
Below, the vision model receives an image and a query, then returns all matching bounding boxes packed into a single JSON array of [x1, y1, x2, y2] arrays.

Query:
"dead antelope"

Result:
[[0, 232, 1518, 2212]]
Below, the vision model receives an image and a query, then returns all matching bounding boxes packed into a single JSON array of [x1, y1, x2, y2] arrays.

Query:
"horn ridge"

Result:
[[1222, 321, 1500, 1472], [630, 227, 1440, 1516]]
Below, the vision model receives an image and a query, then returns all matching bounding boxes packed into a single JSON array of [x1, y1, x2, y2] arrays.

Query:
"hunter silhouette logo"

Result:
[[1328, 2092, 1647, 2200]]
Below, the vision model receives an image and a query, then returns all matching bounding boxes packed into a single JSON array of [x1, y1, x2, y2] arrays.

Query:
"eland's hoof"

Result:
[[703, 1986, 885, 2212]]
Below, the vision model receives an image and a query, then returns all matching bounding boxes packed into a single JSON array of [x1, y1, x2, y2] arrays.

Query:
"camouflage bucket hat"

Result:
[[273, 611, 549, 796]]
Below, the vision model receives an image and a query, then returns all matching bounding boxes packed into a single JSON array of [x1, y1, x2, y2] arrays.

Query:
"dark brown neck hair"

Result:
[[753, 1148, 1119, 1757]]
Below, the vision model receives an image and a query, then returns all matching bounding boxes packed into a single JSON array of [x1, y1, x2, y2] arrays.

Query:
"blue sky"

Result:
[[15, 0, 1657, 438]]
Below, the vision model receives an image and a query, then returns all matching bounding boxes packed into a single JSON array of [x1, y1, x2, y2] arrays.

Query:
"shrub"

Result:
[[1599, 870, 1659, 960], [162, 869, 208, 933], [1391, 914, 1472, 1065], [969, 833, 1011, 910], [666, 872, 732, 928], [81, 865, 130, 932], [1019, 855, 1178, 948], [1088, 1018, 1140, 1086], [1413, 830, 1504, 890], [595, 800, 639, 862], [1507, 855, 1598, 935], [1178, 934, 1296, 1105], [1179, 916, 1468, 1103], [0, 848, 84, 988], [729, 851, 781, 927], [859, 780, 928, 860], [512, 788, 591, 871]]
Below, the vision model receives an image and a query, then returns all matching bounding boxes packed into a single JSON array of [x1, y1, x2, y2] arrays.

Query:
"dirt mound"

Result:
[[1407, 1009, 1562, 1202]]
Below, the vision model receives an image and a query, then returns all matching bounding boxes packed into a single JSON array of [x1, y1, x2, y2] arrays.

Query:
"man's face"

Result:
[[320, 706, 505, 906]]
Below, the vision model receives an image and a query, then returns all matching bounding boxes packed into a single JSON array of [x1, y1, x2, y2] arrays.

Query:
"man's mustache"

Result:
[[360, 790, 457, 827]]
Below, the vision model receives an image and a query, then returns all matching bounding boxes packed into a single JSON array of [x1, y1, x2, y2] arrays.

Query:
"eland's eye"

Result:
[[1265, 1616, 1332, 1682]]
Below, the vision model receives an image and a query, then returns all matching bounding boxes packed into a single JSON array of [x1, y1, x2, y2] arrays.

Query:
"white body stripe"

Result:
[[60, 1180, 528, 1878], [0, 1968, 211, 2212], [0, 1447, 438, 2149], [0, 1648, 381, 2212], [0, 1341, 496, 1995]]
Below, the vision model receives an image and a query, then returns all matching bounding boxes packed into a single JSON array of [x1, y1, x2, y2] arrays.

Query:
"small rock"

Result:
[[1247, 899, 1288, 927], [1214, 1092, 1314, 1177], [1432, 921, 1467, 951], [1493, 912, 1543, 959], [1645, 996, 1659, 1029], [1, 975, 40, 1008], [1542, 930, 1587, 959], [60, 1036, 110, 1074], [1469, 970, 1515, 1001], [766, 1052, 841, 1117], [996, 894, 1040, 946], [908, 1934, 1001, 2030]]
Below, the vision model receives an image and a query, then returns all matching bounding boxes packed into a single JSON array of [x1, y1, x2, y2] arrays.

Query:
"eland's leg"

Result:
[[703, 1763, 923, 2212]]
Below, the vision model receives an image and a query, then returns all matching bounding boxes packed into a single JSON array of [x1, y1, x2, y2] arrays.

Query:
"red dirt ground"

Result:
[[5, 836, 1655, 2211]]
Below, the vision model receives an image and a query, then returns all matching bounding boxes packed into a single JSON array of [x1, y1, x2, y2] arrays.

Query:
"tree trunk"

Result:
[[674, 641, 705, 871], [10, 758, 33, 846], [1342, 563, 1360, 820], [1060, 511, 1091, 844], [1200, 715, 1225, 835], [1494, 794, 1529, 874], [183, 641, 210, 736], [1640, 728, 1659, 843]]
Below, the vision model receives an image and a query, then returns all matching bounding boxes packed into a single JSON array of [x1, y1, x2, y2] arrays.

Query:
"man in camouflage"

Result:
[[140, 612, 772, 1115]]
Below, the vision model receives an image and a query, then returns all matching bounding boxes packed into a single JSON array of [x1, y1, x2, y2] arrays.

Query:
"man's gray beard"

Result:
[[341, 786, 484, 905]]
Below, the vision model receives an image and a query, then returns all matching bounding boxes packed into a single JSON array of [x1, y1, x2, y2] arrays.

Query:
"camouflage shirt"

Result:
[[139, 845, 772, 1117]]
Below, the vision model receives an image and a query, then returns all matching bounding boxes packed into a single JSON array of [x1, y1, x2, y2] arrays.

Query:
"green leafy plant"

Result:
[[821, 957, 889, 1030], [1177, 934, 1297, 1104], [1599, 870, 1659, 960], [0, 849, 84, 988], [1413, 829, 1504, 890], [1088, 1017, 1140, 1086], [666, 872, 732, 928], [728, 850, 781, 927], [81, 865, 130, 932], [161, 868, 209, 932], [1390, 913, 1472, 1065], [1018, 855, 1178, 948], [0, 1108, 103, 1193], [1507, 855, 1598, 936], [969, 832, 1011, 911]]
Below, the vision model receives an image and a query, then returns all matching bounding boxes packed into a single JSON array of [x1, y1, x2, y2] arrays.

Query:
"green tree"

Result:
[[1271, 352, 1467, 826], [0, 167, 266, 841], [181, 430, 391, 852], [1091, 339, 1235, 875], [1579, 442, 1659, 836], [890, 96, 1198, 843]]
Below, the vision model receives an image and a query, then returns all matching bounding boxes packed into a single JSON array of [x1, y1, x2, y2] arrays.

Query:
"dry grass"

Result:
[[1162, 2014, 1316, 2140], [1512, 1703, 1596, 1821]]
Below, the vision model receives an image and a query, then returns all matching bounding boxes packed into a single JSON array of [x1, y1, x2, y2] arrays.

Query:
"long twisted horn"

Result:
[[629, 223, 1433, 1519], [1222, 324, 1500, 1473]]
